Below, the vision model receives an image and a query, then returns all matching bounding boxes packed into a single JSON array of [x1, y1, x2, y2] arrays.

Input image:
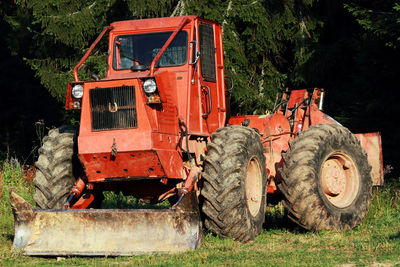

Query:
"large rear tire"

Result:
[[277, 124, 372, 230], [201, 125, 267, 242], [33, 126, 78, 209]]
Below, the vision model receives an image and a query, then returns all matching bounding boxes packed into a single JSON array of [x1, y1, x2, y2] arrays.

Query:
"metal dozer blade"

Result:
[[10, 191, 202, 256]]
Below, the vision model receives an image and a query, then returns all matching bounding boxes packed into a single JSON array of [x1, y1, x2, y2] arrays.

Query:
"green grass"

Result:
[[1, 159, 400, 266], [102, 191, 171, 209]]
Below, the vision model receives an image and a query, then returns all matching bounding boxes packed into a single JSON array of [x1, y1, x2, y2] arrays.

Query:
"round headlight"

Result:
[[72, 84, 84, 98], [143, 79, 157, 94]]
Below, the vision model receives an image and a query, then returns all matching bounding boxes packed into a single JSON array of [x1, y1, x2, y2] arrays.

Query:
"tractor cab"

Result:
[[66, 16, 226, 133], [62, 16, 227, 197]]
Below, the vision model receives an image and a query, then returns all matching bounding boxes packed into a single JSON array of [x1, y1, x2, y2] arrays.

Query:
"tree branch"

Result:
[[48, 2, 96, 19], [170, 0, 185, 17]]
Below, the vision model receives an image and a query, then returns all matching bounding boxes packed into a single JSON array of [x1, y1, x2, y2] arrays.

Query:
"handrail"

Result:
[[201, 85, 212, 117], [149, 18, 190, 76], [73, 26, 112, 81]]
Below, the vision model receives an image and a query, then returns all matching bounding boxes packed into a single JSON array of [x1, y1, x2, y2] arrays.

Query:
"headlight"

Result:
[[143, 79, 157, 94], [72, 84, 84, 98]]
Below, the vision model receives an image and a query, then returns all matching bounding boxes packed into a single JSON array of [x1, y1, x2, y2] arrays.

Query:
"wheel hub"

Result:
[[320, 152, 360, 208], [245, 157, 263, 217], [321, 159, 346, 195]]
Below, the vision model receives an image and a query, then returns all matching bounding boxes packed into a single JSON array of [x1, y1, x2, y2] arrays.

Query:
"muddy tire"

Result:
[[33, 126, 78, 209], [201, 125, 267, 242], [277, 123, 372, 230]]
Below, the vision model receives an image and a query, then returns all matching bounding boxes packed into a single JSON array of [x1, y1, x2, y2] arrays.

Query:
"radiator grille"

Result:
[[90, 85, 137, 131]]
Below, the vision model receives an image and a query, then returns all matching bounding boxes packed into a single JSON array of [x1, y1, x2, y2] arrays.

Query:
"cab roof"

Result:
[[109, 16, 197, 32]]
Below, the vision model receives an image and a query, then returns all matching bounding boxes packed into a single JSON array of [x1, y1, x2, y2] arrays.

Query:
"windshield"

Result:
[[113, 31, 188, 70]]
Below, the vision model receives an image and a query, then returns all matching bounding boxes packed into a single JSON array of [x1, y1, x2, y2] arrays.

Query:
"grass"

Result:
[[1, 158, 400, 266]]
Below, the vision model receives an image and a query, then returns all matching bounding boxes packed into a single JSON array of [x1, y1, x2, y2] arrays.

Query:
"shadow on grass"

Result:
[[389, 232, 400, 240], [1, 233, 14, 242], [100, 191, 171, 209], [101, 192, 303, 232], [263, 203, 305, 233]]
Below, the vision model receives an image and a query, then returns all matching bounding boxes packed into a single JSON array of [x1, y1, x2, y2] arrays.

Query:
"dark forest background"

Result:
[[1, 0, 399, 175]]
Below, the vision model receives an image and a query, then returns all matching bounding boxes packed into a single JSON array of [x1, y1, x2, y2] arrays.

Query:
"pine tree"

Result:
[[345, 0, 400, 48], [5, 0, 319, 115]]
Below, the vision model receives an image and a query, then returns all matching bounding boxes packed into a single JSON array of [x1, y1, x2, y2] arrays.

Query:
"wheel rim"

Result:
[[245, 157, 263, 217], [320, 152, 360, 208]]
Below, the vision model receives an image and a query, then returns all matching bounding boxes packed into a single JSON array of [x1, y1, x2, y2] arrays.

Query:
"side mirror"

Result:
[[190, 40, 200, 65]]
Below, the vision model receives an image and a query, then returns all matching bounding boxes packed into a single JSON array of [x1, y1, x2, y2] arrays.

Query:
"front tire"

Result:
[[277, 124, 372, 230], [33, 126, 77, 209], [201, 125, 267, 242]]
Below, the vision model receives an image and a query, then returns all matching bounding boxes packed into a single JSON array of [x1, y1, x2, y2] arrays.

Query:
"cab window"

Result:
[[113, 31, 188, 70], [199, 23, 216, 81]]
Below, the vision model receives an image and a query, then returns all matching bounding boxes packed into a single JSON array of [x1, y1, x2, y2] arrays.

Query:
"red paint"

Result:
[[69, 178, 86, 196], [79, 151, 166, 181], [355, 132, 384, 185], [267, 186, 276, 194], [71, 194, 95, 209]]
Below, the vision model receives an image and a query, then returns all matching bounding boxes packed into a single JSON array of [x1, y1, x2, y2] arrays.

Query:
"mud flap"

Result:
[[355, 132, 384, 186], [10, 191, 202, 256]]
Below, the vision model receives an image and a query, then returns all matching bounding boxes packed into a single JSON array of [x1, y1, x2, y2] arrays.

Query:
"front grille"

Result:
[[90, 85, 137, 131]]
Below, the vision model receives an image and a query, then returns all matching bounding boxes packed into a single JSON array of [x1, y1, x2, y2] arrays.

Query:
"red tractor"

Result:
[[11, 16, 383, 256]]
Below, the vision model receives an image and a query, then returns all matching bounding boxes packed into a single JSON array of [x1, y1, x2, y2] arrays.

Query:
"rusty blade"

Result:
[[10, 191, 202, 256]]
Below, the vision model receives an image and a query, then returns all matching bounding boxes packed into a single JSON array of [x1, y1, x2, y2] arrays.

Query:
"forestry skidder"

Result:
[[11, 16, 383, 256]]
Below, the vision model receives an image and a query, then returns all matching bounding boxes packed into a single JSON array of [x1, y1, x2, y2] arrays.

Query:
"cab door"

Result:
[[187, 19, 226, 134], [199, 20, 227, 133]]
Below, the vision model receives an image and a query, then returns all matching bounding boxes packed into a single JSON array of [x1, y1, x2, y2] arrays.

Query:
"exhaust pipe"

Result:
[[10, 191, 202, 256]]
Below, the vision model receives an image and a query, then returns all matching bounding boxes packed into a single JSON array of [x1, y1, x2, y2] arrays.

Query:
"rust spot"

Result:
[[174, 214, 186, 235], [9, 191, 36, 223]]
